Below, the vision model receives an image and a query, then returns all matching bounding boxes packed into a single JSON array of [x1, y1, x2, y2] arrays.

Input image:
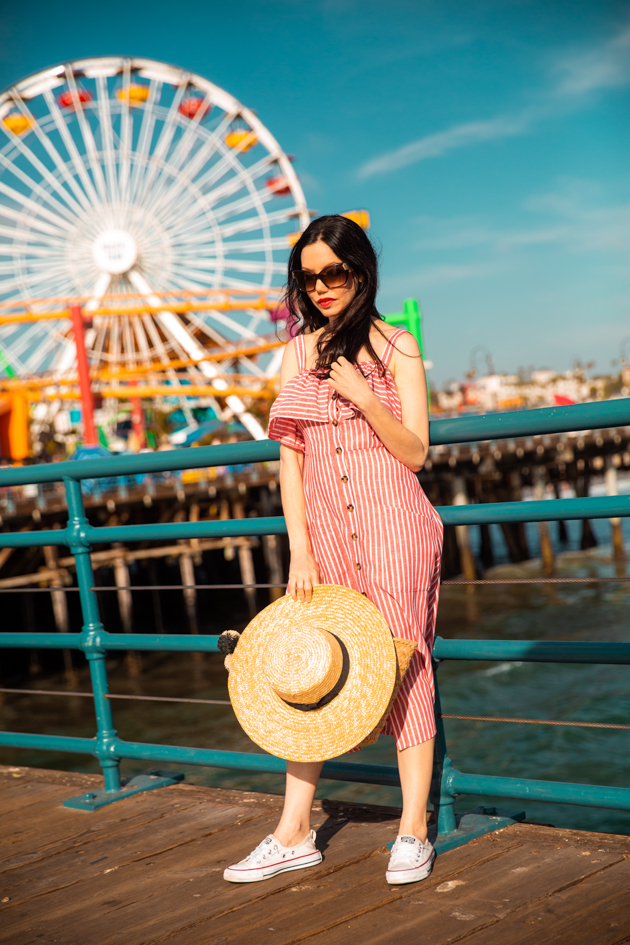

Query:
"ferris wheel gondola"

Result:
[[0, 57, 311, 437]]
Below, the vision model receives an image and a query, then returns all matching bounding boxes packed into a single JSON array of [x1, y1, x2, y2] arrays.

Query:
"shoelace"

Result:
[[392, 839, 423, 863], [247, 839, 279, 864]]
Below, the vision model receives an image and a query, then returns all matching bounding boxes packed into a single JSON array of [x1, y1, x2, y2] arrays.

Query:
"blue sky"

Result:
[[0, 0, 628, 385]]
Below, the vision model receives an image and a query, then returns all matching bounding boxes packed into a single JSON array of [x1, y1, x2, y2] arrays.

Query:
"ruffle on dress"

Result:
[[268, 362, 402, 453]]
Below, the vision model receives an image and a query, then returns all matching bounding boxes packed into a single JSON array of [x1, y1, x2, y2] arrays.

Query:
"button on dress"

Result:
[[268, 329, 443, 749]]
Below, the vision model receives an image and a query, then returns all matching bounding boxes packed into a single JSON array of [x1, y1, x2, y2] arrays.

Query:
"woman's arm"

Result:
[[280, 446, 321, 603], [278, 339, 321, 603], [327, 332, 429, 472]]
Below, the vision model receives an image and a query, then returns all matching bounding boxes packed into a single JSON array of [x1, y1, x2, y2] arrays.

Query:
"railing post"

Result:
[[64, 477, 121, 793], [430, 662, 457, 836]]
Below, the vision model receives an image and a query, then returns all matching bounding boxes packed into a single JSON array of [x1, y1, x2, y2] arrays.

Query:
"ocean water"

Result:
[[1, 517, 628, 838]]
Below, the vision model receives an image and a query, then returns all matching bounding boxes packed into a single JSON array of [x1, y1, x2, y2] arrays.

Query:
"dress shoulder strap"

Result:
[[380, 327, 408, 368], [294, 333, 307, 372]]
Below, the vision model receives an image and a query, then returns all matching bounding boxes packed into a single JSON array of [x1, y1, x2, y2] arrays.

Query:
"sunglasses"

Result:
[[291, 263, 350, 293]]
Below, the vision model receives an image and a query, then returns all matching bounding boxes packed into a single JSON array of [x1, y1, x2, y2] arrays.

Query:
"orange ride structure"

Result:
[[0, 289, 289, 458]]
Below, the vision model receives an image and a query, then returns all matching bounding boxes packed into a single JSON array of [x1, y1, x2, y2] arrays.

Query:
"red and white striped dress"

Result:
[[268, 329, 443, 749]]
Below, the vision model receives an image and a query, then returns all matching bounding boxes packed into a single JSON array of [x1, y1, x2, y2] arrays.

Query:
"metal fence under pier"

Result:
[[0, 398, 629, 846]]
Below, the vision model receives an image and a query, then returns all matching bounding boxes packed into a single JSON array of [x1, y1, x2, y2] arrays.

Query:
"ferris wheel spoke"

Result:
[[41, 89, 102, 211], [157, 104, 236, 199], [83, 272, 112, 313], [127, 82, 161, 210], [167, 268, 260, 293], [132, 80, 188, 212], [154, 142, 276, 231], [218, 207, 298, 239], [180, 152, 274, 217], [130, 315, 153, 365], [144, 109, 236, 218], [177, 257, 285, 275], [4, 98, 89, 220], [117, 61, 136, 210], [0, 224, 67, 249], [64, 67, 109, 207], [211, 187, 275, 225], [0, 156, 81, 232], [94, 75, 120, 208], [91, 316, 109, 366], [186, 308, 258, 341]]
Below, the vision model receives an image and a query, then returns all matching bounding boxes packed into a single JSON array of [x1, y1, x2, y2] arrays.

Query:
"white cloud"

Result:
[[555, 27, 630, 96], [382, 261, 504, 290], [356, 27, 630, 179], [357, 112, 533, 179], [413, 184, 630, 257]]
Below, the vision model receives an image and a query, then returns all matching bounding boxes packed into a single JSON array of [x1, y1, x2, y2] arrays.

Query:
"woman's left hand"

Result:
[[327, 357, 375, 412]]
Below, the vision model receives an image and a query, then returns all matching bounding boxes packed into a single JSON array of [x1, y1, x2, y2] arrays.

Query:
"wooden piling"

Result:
[[605, 457, 626, 560], [232, 498, 257, 619], [262, 535, 284, 602], [43, 544, 76, 685], [575, 470, 598, 550], [533, 467, 555, 576], [451, 476, 477, 581], [113, 546, 141, 676]]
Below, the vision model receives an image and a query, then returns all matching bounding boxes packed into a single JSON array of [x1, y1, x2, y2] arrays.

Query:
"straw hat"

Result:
[[227, 585, 417, 763]]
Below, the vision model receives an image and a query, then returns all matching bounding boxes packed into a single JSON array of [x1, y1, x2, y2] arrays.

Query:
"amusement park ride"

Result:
[[0, 56, 352, 461]]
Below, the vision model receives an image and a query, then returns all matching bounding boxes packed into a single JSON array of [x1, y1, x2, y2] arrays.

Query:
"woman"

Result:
[[224, 215, 443, 886]]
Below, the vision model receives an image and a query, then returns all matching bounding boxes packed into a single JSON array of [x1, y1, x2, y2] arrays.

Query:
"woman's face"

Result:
[[299, 240, 362, 321]]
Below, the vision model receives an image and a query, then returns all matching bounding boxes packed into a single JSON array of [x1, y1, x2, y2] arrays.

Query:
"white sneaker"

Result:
[[223, 830, 322, 883], [386, 835, 435, 885]]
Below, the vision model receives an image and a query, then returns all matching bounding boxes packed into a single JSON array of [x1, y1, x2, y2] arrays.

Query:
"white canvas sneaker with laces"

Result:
[[223, 830, 322, 883], [386, 835, 435, 885]]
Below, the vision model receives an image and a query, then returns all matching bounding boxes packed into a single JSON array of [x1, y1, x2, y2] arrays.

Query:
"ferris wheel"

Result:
[[0, 57, 310, 435]]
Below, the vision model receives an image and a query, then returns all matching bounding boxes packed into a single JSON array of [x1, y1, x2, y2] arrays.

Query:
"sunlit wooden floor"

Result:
[[1, 765, 629, 945]]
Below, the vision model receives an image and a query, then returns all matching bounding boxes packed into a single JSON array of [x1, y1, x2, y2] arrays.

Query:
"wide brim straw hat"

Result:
[[228, 584, 416, 763]]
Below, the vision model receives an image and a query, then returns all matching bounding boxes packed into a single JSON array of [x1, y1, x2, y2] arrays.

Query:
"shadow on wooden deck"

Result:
[[0, 765, 629, 945]]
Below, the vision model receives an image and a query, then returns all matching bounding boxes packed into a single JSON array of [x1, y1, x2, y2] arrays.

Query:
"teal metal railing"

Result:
[[0, 399, 629, 835]]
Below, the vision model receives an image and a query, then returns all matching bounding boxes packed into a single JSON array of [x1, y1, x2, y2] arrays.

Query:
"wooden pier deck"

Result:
[[1, 765, 629, 945]]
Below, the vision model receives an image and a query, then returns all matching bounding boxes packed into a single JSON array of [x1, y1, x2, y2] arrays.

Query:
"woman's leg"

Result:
[[273, 760, 324, 847], [397, 737, 435, 842]]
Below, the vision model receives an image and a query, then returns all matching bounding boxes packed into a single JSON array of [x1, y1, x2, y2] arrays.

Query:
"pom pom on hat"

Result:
[[218, 630, 241, 671]]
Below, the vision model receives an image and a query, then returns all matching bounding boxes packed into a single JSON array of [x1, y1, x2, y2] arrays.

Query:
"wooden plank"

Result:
[[0, 791, 222, 869], [1, 802, 260, 906], [168, 830, 524, 945], [0, 806, 402, 945], [0, 779, 70, 815], [295, 835, 626, 945], [461, 857, 630, 945]]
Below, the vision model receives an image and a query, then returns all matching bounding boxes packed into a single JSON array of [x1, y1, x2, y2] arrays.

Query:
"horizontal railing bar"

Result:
[[0, 633, 83, 648], [1, 495, 629, 551], [2, 732, 628, 808], [449, 769, 630, 811], [433, 638, 630, 663], [0, 440, 281, 486], [430, 399, 630, 445], [438, 495, 630, 525], [113, 740, 403, 787], [0, 731, 95, 754], [0, 400, 627, 487], [0, 632, 222, 651], [0, 633, 628, 666]]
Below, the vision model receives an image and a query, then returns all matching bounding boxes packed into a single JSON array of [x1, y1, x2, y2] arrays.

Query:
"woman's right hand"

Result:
[[288, 550, 321, 604]]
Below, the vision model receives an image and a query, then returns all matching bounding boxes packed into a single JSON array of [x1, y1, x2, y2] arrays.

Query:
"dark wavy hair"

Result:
[[283, 215, 387, 375]]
